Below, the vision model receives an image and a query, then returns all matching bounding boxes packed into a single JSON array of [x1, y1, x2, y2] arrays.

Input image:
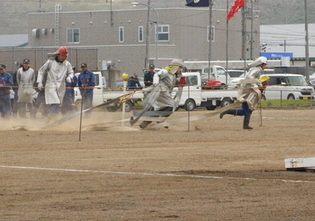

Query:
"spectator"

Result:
[[0, 64, 13, 118], [16, 59, 36, 118], [78, 63, 95, 116], [11, 64, 22, 117], [144, 64, 155, 87], [127, 73, 142, 90], [61, 66, 78, 115]]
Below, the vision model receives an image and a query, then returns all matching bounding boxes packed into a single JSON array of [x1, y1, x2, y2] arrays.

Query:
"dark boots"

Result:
[[220, 109, 253, 129], [220, 109, 237, 119], [139, 121, 152, 129], [243, 115, 253, 129]]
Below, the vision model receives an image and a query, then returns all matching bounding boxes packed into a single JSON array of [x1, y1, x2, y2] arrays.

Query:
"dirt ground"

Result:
[[1, 108, 315, 221]]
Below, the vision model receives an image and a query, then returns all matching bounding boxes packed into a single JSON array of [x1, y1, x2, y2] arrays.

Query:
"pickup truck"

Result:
[[75, 71, 238, 112], [74, 71, 143, 112], [183, 61, 231, 85], [175, 72, 238, 111]]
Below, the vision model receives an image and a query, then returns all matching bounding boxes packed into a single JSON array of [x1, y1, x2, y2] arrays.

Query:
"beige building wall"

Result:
[[10, 7, 259, 77]]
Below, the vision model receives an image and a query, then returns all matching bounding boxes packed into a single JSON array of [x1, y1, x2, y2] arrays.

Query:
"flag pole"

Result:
[[208, 0, 213, 80], [225, 0, 229, 84], [305, 0, 310, 83], [241, 1, 247, 70]]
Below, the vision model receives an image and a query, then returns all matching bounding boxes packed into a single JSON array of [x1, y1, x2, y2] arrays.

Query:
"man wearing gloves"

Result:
[[139, 59, 183, 129], [219, 56, 267, 129], [37, 47, 74, 118], [78, 63, 95, 116]]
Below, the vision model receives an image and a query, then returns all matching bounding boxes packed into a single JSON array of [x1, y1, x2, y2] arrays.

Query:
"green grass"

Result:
[[260, 99, 315, 108]]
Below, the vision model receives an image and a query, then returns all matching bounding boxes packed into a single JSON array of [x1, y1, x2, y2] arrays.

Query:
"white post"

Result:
[[121, 73, 129, 127]]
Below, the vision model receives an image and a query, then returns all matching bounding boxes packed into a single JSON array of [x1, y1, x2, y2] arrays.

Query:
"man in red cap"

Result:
[[36, 47, 74, 119]]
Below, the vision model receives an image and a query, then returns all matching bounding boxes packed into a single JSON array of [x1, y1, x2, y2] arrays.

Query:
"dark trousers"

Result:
[[49, 104, 61, 116], [0, 93, 12, 118], [235, 102, 253, 116], [61, 89, 75, 115], [12, 90, 18, 117], [81, 90, 93, 116], [34, 92, 49, 118]]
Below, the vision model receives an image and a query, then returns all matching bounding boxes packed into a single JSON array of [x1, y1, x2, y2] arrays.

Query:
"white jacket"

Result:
[[37, 59, 73, 105], [241, 66, 263, 95], [17, 67, 36, 103], [152, 69, 180, 110]]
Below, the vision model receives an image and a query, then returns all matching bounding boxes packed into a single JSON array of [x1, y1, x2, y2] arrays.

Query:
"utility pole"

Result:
[[110, 0, 113, 26], [225, 0, 229, 84], [38, 0, 45, 12], [250, 0, 254, 60], [305, 0, 310, 82], [144, 0, 151, 69], [241, 1, 247, 69], [208, 0, 213, 80]]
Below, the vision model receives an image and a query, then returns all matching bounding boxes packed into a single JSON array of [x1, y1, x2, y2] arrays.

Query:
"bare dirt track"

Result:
[[1, 109, 315, 221]]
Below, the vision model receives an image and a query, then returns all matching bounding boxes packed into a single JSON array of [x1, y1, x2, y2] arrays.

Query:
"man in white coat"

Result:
[[139, 59, 183, 129], [219, 56, 267, 129], [16, 59, 36, 118], [37, 47, 74, 117]]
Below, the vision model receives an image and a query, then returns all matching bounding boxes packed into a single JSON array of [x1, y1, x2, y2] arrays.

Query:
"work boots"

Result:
[[220, 109, 237, 119], [243, 115, 253, 129], [139, 121, 152, 129]]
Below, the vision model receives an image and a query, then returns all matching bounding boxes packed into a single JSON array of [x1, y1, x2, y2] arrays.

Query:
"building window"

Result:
[[67, 28, 80, 44], [119, 26, 124, 43], [207, 26, 215, 42], [138, 26, 144, 42], [156, 24, 169, 41]]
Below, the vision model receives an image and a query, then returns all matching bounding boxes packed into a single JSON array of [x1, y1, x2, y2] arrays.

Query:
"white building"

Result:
[[260, 23, 315, 59]]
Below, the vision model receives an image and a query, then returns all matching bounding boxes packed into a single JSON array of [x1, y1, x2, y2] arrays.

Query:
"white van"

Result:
[[262, 73, 314, 100]]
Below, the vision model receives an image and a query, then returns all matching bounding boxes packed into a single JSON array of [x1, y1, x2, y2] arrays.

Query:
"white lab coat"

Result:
[[37, 59, 73, 105], [17, 67, 36, 103], [241, 66, 263, 95], [152, 69, 181, 111]]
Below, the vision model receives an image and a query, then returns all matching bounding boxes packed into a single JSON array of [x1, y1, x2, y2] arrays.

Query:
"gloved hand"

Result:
[[66, 77, 71, 83], [38, 82, 43, 90]]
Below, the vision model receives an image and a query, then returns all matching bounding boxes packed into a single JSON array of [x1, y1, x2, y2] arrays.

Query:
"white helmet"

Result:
[[258, 56, 267, 64], [249, 56, 267, 68]]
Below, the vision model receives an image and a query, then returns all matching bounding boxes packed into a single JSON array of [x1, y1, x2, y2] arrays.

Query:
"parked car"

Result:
[[309, 75, 315, 89], [263, 69, 274, 74], [229, 73, 245, 88], [229, 69, 274, 88], [274, 66, 315, 77], [261, 73, 314, 100], [227, 70, 244, 78]]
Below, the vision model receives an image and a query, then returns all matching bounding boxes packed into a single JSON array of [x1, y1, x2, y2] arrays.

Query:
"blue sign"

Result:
[[260, 52, 293, 58]]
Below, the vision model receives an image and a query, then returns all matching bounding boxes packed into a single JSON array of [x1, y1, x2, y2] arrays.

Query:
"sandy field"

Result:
[[1, 108, 315, 221]]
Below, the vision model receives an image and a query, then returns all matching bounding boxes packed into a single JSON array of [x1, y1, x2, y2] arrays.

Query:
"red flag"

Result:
[[227, 0, 246, 20]]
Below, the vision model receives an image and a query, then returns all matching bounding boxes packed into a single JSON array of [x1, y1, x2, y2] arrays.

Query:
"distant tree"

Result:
[[258, 0, 315, 25]]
